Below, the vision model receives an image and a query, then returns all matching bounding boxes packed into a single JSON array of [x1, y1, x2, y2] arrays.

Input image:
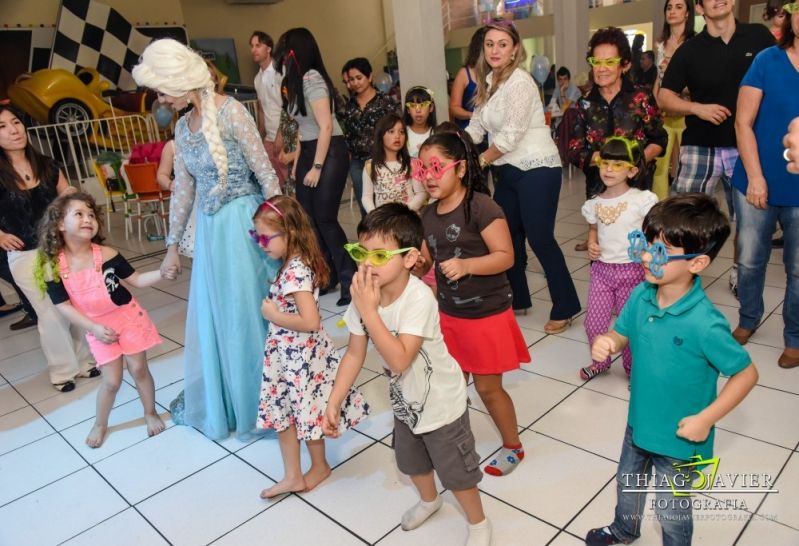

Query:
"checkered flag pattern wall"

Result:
[[50, 0, 151, 91]]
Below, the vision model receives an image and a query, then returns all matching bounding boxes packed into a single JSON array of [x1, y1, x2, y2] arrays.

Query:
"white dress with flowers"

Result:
[[257, 257, 369, 440]]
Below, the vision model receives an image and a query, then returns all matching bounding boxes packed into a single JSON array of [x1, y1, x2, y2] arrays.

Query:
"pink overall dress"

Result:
[[58, 245, 161, 365]]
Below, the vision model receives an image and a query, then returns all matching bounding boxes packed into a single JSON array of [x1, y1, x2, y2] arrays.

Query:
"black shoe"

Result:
[[772, 237, 784, 249], [53, 380, 76, 393], [0, 303, 22, 318], [320, 281, 339, 296], [78, 366, 101, 378], [336, 295, 351, 307], [10, 313, 37, 331], [585, 526, 622, 546]]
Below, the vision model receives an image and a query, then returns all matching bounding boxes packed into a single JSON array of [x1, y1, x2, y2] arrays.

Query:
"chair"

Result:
[[122, 162, 171, 241], [92, 161, 133, 237]]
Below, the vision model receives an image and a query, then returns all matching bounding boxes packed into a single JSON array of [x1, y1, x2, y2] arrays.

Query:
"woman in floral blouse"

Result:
[[338, 57, 400, 218], [568, 26, 667, 251]]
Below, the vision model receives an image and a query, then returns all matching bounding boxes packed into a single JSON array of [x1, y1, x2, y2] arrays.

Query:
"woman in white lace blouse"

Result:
[[466, 20, 580, 334]]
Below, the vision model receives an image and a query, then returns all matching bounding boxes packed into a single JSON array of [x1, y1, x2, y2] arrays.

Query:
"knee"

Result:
[[102, 375, 122, 394], [127, 362, 149, 382], [473, 380, 503, 402]]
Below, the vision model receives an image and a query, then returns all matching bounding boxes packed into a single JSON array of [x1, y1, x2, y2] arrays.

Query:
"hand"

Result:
[[588, 242, 602, 261], [261, 298, 279, 321], [784, 117, 799, 174], [60, 185, 78, 196], [411, 254, 429, 277], [350, 263, 381, 316], [161, 265, 179, 280], [745, 177, 768, 209], [278, 150, 297, 166], [303, 167, 321, 187], [591, 334, 617, 362], [439, 258, 469, 281], [676, 414, 712, 443], [692, 103, 731, 126], [161, 248, 181, 278], [322, 403, 342, 438], [91, 323, 119, 344], [0, 232, 24, 251]]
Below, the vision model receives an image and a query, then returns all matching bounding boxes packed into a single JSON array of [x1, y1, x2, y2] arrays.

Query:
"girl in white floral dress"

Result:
[[252, 196, 369, 499]]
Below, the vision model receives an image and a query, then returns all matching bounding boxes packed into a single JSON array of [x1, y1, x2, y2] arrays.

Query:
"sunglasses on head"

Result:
[[406, 100, 433, 110], [627, 230, 709, 279], [785, 2, 799, 14], [588, 56, 622, 68], [411, 157, 464, 181], [344, 243, 414, 266], [248, 229, 284, 248]]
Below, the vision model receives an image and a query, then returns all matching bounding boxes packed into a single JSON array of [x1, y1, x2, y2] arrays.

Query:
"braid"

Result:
[[200, 86, 229, 196]]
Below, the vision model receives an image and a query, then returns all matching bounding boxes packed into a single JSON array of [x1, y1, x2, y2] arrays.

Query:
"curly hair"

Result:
[[587, 27, 632, 66], [252, 195, 329, 289]]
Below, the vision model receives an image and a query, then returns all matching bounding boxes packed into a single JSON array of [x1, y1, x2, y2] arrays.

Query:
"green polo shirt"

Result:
[[614, 277, 751, 461]]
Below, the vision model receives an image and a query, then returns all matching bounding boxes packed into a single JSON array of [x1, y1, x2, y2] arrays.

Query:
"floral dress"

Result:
[[257, 257, 369, 440]]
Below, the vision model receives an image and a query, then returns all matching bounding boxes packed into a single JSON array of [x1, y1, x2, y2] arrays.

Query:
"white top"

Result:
[[406, 127, 432, 159], [581, 188, 659, 264], [362, 160, 426, 212], [466, 68, 561, 171], [343, 275, 467, 434], [254, 63, 283, 141]]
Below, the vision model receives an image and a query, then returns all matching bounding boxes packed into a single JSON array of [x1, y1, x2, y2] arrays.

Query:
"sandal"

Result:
[[544, 317, 573, 335], [53, 380, 76, 393], [78, 366, 101, 378]]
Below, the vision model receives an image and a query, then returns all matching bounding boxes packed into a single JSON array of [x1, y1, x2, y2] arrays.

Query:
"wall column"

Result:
[[392, 0, 449, 121], [554, 0, 590, 77]]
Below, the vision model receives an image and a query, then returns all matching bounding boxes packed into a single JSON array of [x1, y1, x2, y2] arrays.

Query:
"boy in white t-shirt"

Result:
[[323, 203, 490, 546]]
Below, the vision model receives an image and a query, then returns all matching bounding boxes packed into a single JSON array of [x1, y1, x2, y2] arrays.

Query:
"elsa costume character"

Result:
[[133, 39, 280, 440]]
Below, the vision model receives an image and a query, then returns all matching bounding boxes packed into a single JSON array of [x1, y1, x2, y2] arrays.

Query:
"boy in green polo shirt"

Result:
[[585, 193, 758, 546]]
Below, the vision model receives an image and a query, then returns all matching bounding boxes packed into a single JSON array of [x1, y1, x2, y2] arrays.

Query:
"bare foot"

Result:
[[85, 423, 108, 448], [145, 413, 166, 437], [260, 477, 306, 499], [303, 463, 332, 492]]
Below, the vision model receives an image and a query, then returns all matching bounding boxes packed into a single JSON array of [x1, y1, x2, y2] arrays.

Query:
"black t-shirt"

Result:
[[0, 168, 59, 249], [421, 192, 512, 318], [661, 21, 774, 147], [47, 253, 135, 306]]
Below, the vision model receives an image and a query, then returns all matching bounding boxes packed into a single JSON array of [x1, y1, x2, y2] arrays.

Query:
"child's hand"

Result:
[[91, 323, 119, 344], [161, 265, 179, 280], [351, 264, 380, 316], [676, 414, 712, 443], [261, 298, 279, 321], [322, 403, 342, 438], [591, 334, 616, 362], [411, 254, 428, 277], [439, 258, 469, 281], [588, 242, 601, 261]]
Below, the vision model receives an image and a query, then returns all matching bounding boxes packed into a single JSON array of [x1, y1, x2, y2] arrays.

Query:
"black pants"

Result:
[[493, 165, 581, 320], [0, 250, 36, 317], [295, 136, 355, 297]]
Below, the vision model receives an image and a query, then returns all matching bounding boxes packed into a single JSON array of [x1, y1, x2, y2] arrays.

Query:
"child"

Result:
[[36, 192, 176, 448], [580, 137, 658, 381], [252, 196, 368, 499], [585, 193, 758, 546], [323, 204, 491, 546], [416, 129, 529, 478], [362, 113, 426, 213], [404, 86, 436, 158]]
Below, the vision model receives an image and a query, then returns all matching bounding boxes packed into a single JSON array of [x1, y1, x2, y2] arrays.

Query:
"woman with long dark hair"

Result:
[[0, 105, 95, 392], [273, 28, 355, 306], [449, 27, 487, 131]]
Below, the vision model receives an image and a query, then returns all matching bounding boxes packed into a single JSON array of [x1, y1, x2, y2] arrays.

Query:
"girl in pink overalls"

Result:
[[36, 192, 178, 448]]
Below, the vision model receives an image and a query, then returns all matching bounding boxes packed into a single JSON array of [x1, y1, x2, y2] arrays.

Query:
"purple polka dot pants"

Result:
[[584, 261, 644, 375]]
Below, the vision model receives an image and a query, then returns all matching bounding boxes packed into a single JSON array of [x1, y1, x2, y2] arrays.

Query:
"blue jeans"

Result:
[[610, 426, 693, 545], [349, 158, 367, 219], [734, 188, 799, 348]]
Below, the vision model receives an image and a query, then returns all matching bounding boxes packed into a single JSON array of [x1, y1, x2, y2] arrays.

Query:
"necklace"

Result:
[[13, 163, 32, 182]]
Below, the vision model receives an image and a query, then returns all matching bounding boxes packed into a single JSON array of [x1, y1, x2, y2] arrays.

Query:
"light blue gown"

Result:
[[170, 97, 280, 440]]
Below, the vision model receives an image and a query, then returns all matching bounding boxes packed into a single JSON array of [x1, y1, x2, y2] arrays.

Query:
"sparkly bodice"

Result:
[[167, 97, 279, 246]]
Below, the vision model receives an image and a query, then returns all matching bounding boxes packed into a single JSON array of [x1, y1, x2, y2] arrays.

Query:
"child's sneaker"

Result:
[[585, 526, 623, 546], [579, 364, 608, 381]]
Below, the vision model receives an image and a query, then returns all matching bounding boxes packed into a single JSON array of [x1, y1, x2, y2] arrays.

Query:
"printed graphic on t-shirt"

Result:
[[388, 343, 433, 430]]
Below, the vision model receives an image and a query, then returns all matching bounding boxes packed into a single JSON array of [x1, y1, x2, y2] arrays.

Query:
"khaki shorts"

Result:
[[393, 410, 482, 491]]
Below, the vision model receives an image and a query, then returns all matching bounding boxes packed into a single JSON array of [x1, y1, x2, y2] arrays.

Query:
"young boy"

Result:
[[323, 203, 491, 546], [585, 193, 758, 546]]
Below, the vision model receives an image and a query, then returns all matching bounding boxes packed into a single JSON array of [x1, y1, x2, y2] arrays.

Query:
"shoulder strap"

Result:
[[57, 250, 70, 276], [465, 66, 475, 85], [91, 244, 103, 271]]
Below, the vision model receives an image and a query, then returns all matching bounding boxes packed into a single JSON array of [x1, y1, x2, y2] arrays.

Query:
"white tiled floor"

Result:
[[1, 173, 798, 546]]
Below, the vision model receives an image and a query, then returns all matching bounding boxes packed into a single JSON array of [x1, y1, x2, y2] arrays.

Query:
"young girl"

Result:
[[580, 137, 658, 381], [417, 128, 530, 477], [404, 86, 436, 159], [36, 192, 177, 448], [252, 196, 368, 498], [362, 113, 426, 213]]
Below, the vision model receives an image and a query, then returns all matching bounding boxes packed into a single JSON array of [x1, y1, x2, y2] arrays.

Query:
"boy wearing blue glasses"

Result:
[[586, 193, 758, 546], [323, 203, 491, 545]]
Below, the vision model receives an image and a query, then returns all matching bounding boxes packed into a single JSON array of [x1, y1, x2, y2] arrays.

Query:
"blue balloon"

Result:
[[152, 102, 174, 129], [532, 55, 550, 85], [374, 72, 392, 93]]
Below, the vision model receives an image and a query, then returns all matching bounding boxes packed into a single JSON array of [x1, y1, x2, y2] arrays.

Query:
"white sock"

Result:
[[466, 518, 492, 546], [401, 496, 443, 531]]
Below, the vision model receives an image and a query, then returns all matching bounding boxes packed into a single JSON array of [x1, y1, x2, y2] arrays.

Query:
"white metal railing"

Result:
[[27, 113, 159, 203], [241, 99, 258, 121]]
